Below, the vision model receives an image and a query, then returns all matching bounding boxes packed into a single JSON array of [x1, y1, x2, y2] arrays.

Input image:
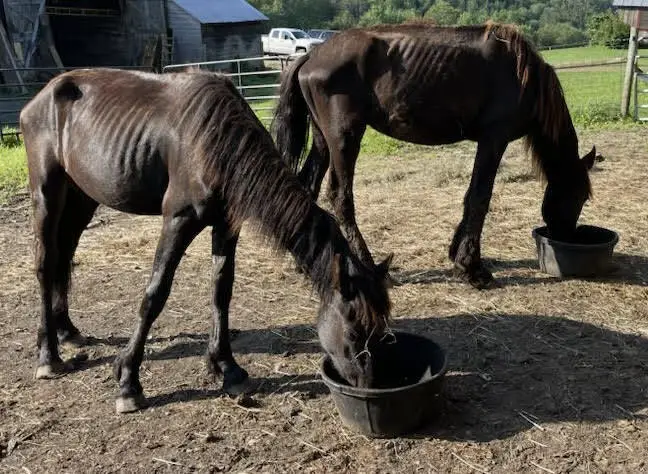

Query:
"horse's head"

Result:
[[317, 254, 392, 388], [542, 146, 595, 240]]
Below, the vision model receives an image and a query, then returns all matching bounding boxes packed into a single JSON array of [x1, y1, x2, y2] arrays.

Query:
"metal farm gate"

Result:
[[162, 54, 297, 125]]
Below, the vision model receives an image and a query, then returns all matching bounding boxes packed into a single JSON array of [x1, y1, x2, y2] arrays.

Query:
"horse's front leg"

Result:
[[449, 139, 507, 289], [205, 228, 249, 394], [114, 213, 203, 413]]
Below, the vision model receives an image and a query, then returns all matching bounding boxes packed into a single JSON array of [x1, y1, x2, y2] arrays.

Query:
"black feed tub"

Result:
[[532, 225, 619, 277], [320, 331, 447, 438]]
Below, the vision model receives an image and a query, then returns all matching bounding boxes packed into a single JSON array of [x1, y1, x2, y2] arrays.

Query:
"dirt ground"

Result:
[[1, 128, 647, 473]]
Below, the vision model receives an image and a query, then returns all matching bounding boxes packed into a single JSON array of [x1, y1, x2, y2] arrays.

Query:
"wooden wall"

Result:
[[50, 0, 166, 67], [167, 0, 202, 63], [202, 22, 264, 63]]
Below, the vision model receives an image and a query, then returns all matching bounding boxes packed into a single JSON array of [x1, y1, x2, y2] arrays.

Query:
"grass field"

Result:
[[541, 45, 627, 66], [0, 138, 27, 204], [558, 70, 625, 124]]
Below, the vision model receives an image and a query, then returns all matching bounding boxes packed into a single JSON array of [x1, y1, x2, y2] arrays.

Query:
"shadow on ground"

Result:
[[71, 311, 648, 442], [394, 253, 648, 287]]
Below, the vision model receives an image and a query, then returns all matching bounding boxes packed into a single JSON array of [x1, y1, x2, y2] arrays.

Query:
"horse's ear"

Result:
[[582, 146, 596, 170], [376, 253, 394, 276], [376, 253, 394, 288]]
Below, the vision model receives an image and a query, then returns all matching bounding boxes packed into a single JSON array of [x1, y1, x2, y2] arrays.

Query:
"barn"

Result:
[[1, 0, 168, 70], [0, 0, 269, 129], [0, 0, 268, 70], [168, 0, 268, 64]]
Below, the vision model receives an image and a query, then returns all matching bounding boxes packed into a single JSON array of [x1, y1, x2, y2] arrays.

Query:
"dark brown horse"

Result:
[[21, 68, 392, 413], [272, 22, 596, 289]]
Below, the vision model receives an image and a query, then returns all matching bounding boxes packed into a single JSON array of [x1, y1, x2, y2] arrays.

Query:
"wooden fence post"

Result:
[[622, 26, 639, 117]]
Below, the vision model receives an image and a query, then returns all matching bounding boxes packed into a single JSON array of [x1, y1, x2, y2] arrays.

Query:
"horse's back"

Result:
[[22, 69, 219, 215], [299, 23, 530, 143]]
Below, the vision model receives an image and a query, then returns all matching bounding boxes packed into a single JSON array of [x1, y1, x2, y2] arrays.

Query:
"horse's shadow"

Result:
[[394, 253, 648, 287], [89, 312, 648, 442]]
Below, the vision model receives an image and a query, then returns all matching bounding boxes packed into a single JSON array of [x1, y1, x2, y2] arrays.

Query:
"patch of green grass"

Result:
[[557, 70, 625, 125], [0, 139, 28, 203], [360, 128, 411, 157], [541, 45, 627, 66]]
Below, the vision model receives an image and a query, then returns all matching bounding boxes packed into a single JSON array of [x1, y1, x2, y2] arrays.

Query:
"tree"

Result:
[[587, 11, 630, 49], [536, 22, 587, 48], [424, 0, 461, 25], [247, 0, 622, 48], [358, 0, 418, 26], [457, 10, 487, 26]]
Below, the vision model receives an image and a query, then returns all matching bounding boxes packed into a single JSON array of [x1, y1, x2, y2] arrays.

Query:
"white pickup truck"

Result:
[[261, 28, 323, 55]]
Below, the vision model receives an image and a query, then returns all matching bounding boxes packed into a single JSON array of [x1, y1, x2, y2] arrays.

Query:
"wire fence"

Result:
[[554, 60, 626, 125]]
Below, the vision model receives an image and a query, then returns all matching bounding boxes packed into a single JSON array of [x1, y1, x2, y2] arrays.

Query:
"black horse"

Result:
[[272, 22, 595, 289], [21, 68, 392, 413]]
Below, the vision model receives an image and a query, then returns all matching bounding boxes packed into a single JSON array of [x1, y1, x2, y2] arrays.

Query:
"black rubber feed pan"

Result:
[[532, 225, 619, 277], [320, 331, 447, 438]]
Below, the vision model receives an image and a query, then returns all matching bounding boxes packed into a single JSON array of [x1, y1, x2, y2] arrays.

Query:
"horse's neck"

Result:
[[287, 207, 347, 296], [223, 146, 343, 296]]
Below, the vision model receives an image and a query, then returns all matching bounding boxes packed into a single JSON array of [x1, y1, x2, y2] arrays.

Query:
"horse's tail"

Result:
[[271, 53, 311, 174]]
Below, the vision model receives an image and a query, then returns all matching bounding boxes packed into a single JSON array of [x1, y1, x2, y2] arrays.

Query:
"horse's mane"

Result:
[[173, 71, 390, 330], [174, 71, 312, 248], [483, 22, 575, 184]]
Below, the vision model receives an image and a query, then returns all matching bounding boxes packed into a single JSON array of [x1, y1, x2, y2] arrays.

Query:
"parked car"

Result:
[[261, 28, 323, 55], [307, 29, 338, 42]]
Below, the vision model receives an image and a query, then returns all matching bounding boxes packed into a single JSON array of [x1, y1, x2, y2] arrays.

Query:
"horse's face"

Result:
[[542, 146, 596, 240], [317, 255, 392, 388]]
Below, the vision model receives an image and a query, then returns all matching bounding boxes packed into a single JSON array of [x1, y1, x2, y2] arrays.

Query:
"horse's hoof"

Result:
[[471, 276, 500, 290], [59, 332, 88, 347], [222, 367, 250, 396], [35, 360, 70, 379], [115, 394, 147, 414], [454, 266, 498, 290]]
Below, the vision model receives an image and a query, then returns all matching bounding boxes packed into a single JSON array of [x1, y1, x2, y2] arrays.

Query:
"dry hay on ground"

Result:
[[1, 128, 647, 473]]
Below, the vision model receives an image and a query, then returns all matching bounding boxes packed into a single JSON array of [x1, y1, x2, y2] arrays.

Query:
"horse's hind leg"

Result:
[[52, 184, 98, 346], [113, 212, 204, 413], [324, 108, 373, 266], [449, 138, 507, 289], [31, 165, 68, 379], [298, 123, 330, 199], [206, 227, 248, 394]]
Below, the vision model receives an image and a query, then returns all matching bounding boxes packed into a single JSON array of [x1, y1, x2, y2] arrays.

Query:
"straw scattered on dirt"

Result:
[[1, 127, 647, 473]]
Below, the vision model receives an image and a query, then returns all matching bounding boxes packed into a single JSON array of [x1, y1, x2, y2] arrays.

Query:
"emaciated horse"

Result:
[[21, 68, 392, 413], [272, 22, 595, 289]]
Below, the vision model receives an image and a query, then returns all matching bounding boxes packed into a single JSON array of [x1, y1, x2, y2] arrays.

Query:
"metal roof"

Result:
[[171, 0, 268, 24], [613, 0, 648, 9]]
